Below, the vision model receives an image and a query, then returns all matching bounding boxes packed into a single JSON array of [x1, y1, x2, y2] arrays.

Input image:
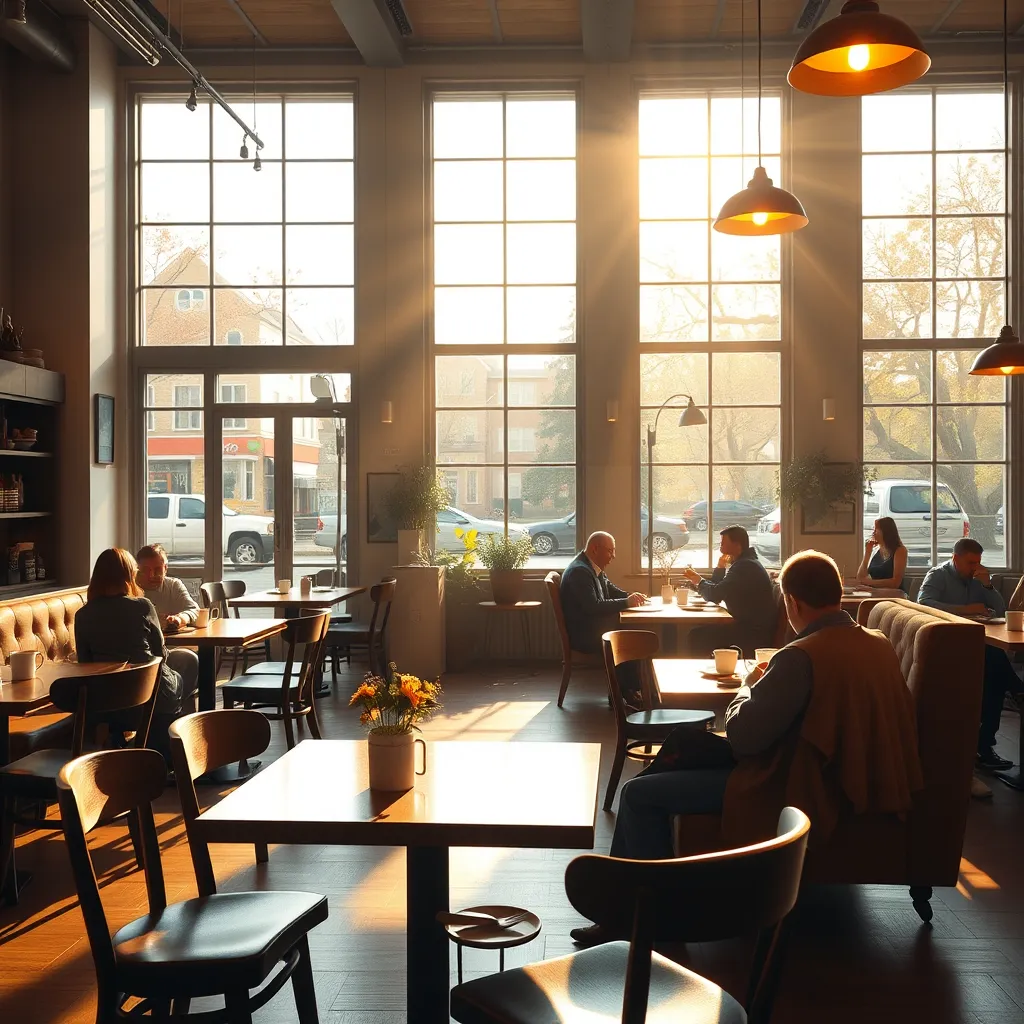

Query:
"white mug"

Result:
[[1007, 610, 1024, 632], [10, 650, 43, 681], [713, 647, 741, 675], [675, 587, 691, 606], [195, 606, 221, 629], [754, 648, 780, 667], [277, 579, 292, 594]]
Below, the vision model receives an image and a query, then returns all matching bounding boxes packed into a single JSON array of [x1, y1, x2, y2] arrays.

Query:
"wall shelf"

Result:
[[0, 449, 52, 458], [0, 511, 51, 519], [0, 579, 57, 599]]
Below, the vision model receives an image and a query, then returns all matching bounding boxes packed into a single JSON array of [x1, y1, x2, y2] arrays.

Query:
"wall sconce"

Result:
[[822, 398, 836, 422], [606, 400, 619, 423], [381, 400, 393, 424]]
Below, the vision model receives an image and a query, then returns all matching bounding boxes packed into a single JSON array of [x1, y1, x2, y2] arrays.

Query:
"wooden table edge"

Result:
[[229, 587, 367, 608]]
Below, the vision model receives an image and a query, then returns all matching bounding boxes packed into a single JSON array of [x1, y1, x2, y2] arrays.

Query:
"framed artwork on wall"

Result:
[[94, 394, 114, 465], [367, 472, 401, 543], [801, 501, 856, 535]]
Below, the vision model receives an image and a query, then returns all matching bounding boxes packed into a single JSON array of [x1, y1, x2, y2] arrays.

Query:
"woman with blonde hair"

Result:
[[75, 547, 198, 760]]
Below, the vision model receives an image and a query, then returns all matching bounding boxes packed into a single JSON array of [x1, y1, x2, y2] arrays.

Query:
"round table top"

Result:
[[442, 905, 542, 949], [478, 600, 542, 611]]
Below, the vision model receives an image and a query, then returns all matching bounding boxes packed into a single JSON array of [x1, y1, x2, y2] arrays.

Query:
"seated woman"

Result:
[[74, 547, 199, 762], [856, 516, 908, 592]]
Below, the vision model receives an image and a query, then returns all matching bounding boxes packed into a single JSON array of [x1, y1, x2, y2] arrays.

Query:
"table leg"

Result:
[[196, 647, 217, 712], [994, 716, 1024, 789], [520, 611, 535, 676], [406, 845, 450, 1024]]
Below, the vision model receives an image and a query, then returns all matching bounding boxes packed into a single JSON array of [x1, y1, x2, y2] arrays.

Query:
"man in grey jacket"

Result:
[[136, 543, 200, 632]]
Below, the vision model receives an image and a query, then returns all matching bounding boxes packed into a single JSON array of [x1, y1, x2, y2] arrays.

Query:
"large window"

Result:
[[639, 93, 783, 569], [432, 93, 578, 563], [862, 89, 1008, 567], [135, 96, 355, 348]]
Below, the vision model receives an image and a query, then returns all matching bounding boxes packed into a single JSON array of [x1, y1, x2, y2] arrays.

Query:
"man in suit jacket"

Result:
[[560, 532, 646, 654]]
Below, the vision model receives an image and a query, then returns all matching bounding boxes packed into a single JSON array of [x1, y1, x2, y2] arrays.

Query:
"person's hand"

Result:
[[975, 564, 992, 587], [681, 566, 702, 586], [717, 553, 732, 569], [744, 664, 765, 687], [865, 538, 876, 554], [627, 592, 646, 608], [164, 614, 184, 631]]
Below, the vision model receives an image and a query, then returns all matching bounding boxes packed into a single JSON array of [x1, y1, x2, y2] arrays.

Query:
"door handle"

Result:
[[176, 522, 187, 527]]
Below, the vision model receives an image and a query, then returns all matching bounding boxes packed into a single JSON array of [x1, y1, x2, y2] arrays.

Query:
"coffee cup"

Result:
[[277, 579, 292, 594], [9, 650, 43, 681], [713, 647, 740, 675], [754, 647, 780, 667], [674, 587, 690, 606], [194, 607, 221, 629], [1007, 610, 1024, 632]]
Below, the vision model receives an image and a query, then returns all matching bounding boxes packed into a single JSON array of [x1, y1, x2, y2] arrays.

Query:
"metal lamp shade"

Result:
[[713, 166, 808, 236], [788, 1, 930, 97], [678, 399, 707, 427], [969, 325, 1024, 376]]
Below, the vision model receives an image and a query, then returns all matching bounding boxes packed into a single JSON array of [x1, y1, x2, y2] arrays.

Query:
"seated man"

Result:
[[681, 525, 776, 656], [571, 550, 921, 945], [135, 543, 200, 709], [560, 531, 646, 655], [918, 537, 1021, 771]]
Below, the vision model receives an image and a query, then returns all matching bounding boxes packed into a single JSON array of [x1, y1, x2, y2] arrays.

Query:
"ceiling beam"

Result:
[[930, 0, 963, 33], [580, 0, 633, 62], [486, 0, 503, 43], [711, 0, 727, 38], [330, 0, 404, 66], [223, 0, 268, 46], [792, 0, 838, 34]]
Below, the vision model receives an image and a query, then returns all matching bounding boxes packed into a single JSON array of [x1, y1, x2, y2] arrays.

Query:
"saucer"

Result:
[[701, 662, 741, 680]]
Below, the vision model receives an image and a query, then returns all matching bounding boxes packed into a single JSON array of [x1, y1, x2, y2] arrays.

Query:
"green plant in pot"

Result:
[[477, 532, 534, 606], [778, 451, 875, 525], [384, 461, 451, 560]]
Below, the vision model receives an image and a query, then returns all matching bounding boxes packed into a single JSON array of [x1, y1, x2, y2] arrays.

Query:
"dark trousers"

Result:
[[980, 646, 1024, 751]]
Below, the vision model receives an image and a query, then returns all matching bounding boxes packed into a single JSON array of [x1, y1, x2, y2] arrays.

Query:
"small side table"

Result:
[[441, 905, 542, 984], [479, 600, 542, 673]]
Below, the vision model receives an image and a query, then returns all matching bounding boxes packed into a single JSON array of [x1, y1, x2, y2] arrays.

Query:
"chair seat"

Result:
[[222, 675, 299, 701], [450, 940, 746, 1024], [242, 661, 291, 676], [625, 708, 715, 730], [0, 748, 72, 799], [7, 713, 73, 762], [113, 890, 328, 997], [326, 622, 372, 642]]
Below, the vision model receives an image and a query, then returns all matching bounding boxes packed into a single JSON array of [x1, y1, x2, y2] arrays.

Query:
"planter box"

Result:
[[388, 565, 445, 678]]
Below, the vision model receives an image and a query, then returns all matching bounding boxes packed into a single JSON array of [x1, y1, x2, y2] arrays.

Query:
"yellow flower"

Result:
[[349, 682, 376, 706], [401, 677, 424, 707]]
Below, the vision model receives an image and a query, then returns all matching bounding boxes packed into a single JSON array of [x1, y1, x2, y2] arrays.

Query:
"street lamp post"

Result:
[[310, 374, 344, 586], [646, 393, 707, 599]]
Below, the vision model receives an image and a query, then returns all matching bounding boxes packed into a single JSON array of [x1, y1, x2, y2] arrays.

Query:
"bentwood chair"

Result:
[[450, 807, 811, 1024], [170, 710, 273, 893], [0, 659, 161, 905], [221, 612, 331, 749], [601, 630, 715, 811], [200, 579, 272, 676], [544, 571, 603, 708], [324, 578, 396, 682], [58, 747, 328, 1022]]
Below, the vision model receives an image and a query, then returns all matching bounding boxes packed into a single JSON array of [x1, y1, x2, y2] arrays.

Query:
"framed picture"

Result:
[[94, 394, 114, 465], [801, 501, 856, 535], [367, 472, 401, 543]]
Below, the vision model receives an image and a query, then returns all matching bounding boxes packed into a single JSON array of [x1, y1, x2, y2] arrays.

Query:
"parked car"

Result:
[[435, 506, 528, 552], [681, 499, 772, 533], [754, 507, 783, 567], [525, 513, 577, 555], [996, 505, 1004, 545], [640, 509, 689, 554], [147, 493, 274, 565], [314, 513, 348, 561]]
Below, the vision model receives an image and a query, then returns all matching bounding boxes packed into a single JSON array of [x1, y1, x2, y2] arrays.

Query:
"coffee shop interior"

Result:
[[4, 0, 1024, 1021]]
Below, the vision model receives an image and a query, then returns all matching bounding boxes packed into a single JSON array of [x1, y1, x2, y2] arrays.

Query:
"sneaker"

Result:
[[569, 923, 615, 947], [971, 775, 993, 799], [977, 748, 1014, 771]]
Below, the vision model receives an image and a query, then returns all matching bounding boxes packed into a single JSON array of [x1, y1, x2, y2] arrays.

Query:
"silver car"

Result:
[[435, 506, 527, 552]]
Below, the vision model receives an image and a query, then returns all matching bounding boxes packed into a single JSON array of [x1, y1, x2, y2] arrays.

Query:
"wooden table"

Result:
[[620, 597, 734, 652], [164, 618, 287, 712], [841, 588, 906, 613], [228, 585, 366, 611], [652, 658, 742, 725], [193, 739, 600, 1024], [0, 660, 124, 764]]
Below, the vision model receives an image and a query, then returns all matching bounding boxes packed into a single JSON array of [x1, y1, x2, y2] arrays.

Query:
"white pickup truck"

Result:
[[147, 493, 274, 565]]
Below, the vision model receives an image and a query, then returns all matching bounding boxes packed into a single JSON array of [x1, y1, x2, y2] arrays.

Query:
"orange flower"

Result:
[[400, 677, 424, 707], [349, 682, 376, 706]]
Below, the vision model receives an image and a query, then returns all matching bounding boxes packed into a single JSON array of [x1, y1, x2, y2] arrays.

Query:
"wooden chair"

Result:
[[450, 807, 811, 1024], [314, 568, 352, 624], [221, 612, 331, 749], [200, 579, 271, 676], [0, 659, 161, 905], [601, 630, 715, 811], [324, 578, 396, 682], [57, 747, 328, 1022], [545, 571, 603, 708], [169, 710, 273, 894]]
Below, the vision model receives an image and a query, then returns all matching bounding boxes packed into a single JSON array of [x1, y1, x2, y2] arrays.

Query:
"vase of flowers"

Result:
[[350, 663, 442, 791]]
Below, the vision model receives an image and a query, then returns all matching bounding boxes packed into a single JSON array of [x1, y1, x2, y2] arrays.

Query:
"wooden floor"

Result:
[[2, 661, 1024, 1023]]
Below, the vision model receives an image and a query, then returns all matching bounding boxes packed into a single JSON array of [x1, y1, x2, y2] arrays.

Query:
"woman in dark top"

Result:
[[75, 547, 185, 759], [856, 516, 908, 592]]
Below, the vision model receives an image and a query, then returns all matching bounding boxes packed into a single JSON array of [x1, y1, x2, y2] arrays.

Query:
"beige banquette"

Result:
[[1, 586, 87, 761], [673, 598, 985, 922]]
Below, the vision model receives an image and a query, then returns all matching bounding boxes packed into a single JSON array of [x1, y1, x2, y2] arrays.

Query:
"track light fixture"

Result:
[[185, 83, 197, 112], [239, 135, 249, 160], [253, 151, 262, 172]]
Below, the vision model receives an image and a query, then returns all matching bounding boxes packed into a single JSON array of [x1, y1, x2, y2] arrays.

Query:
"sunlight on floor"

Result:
[[424, 700, 550, 741], [956, 856, 1000, 899]]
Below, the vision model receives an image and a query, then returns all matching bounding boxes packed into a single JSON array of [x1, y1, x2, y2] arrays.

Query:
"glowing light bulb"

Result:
[[847, 44, 870, 71], [1000, 365, 1014, 375], [752, 211, 769, 226]]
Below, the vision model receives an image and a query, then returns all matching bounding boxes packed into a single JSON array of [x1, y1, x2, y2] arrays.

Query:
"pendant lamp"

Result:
[[970, 0, 1024, 376], [714, 0, 808, 236], [788, 1, 930, 97]]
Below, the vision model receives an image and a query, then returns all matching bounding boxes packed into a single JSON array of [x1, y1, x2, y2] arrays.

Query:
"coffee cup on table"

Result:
[[754, 647, 780, 668], [277, 579, 291, 594], [9, 650, 43, 681], [713, 647, 740, 675], [1007, 610, 1024, 632], [194, 607, 220, 629]]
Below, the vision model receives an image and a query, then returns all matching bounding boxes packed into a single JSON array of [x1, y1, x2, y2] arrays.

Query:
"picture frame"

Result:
[[94, 394, 114, 465], [801, 500, 856, 535], [367, 472, 401, 543]]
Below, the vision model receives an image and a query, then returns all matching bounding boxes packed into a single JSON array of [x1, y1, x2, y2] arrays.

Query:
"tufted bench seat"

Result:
[[0, 586, 88, 761]]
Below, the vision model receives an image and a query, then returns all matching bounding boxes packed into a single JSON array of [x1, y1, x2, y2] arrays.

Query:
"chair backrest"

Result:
[[602, 630, 659, 725], [169, 710, 271, 895], [276, 610, 331, 700], [544, 571, 572, 661], [315, 568, 336, 587], [50, 659, 162, 756], [57, 748, 169, 987], [220, 579, 246, 618], [200, 580, 227, 616], [368, 578, 397, 641]]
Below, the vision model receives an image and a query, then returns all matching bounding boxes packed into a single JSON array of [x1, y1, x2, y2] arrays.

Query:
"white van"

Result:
[[864, 479, 970, 565]]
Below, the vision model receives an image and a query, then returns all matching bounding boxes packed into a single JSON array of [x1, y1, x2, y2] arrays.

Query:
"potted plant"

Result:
[[778, 451, 875, 527], [384, 461, 451, 562], [477, 532, 534, 605], [414, 528, 481, 671], [350, 663, 442, 791]]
